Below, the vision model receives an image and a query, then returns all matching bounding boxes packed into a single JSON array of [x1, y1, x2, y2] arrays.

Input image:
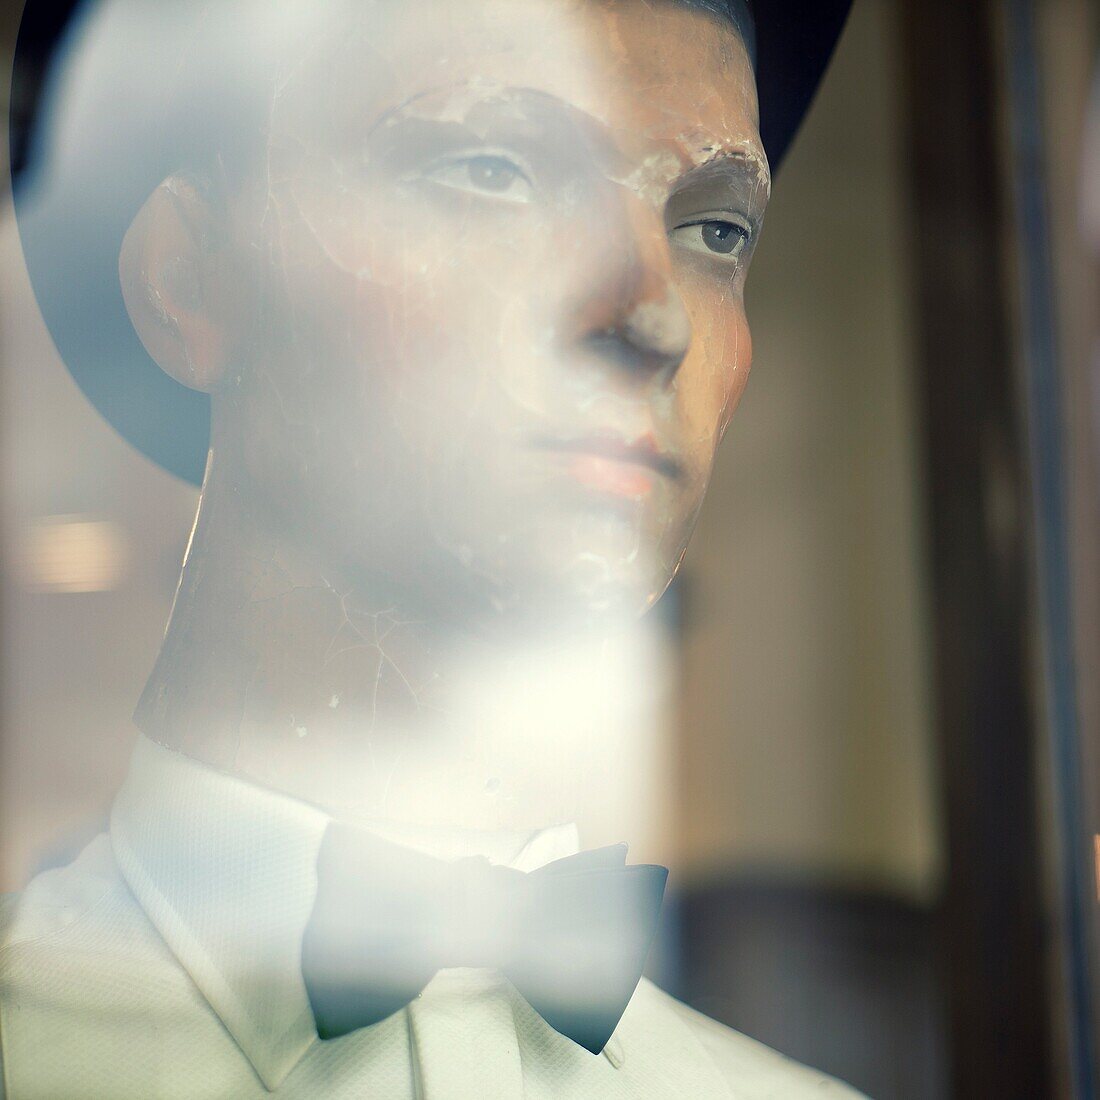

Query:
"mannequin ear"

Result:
[[119, 175, 250, 393]]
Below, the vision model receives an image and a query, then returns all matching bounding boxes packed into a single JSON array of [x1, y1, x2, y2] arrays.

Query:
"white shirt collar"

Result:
[[109, 733, 582, 1091]]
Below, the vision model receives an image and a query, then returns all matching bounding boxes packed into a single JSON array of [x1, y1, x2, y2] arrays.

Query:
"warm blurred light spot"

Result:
[[20, 515, 129, 593]]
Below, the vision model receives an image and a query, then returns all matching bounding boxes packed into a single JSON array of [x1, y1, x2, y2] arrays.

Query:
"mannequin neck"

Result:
[[135, 457, 648, 831]]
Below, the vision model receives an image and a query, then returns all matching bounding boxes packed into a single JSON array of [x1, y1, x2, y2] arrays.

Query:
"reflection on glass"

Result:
[[0, 2, 864, 1098]]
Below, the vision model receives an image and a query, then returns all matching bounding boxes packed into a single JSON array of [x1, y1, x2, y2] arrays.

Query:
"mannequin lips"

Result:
[[529, 433, 683, 498]]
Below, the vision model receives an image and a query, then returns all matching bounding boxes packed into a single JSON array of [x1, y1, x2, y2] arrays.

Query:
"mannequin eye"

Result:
[[671, 218, 752, 260], [423, 154, 535, 204]]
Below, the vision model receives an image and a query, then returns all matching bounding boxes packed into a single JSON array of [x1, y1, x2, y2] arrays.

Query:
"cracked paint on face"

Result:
[[217, 0, 765, 627]]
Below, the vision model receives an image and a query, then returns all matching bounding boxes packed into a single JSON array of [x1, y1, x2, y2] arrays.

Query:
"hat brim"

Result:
[[11, 0, 852, 487]]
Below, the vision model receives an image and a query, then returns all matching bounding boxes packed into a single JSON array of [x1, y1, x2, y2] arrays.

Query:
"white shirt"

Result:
[[0, 735, 865, 1099]]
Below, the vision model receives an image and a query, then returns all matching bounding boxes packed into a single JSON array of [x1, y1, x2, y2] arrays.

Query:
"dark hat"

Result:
[[11, 0, 852, 487]]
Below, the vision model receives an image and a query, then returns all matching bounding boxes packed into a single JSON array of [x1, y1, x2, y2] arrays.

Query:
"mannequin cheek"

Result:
[[675, 303, 751, 440], [709, 312, 752, 434]]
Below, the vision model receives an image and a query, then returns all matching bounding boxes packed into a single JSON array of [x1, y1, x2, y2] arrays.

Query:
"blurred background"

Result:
[[3, 1, 1100, 1097]]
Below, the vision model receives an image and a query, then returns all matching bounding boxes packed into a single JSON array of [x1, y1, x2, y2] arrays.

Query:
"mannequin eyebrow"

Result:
[[359, 79, 771, 208], [666, 149, 770, 230], [674, 148, 771, 205], [694, 148, 769, 185]]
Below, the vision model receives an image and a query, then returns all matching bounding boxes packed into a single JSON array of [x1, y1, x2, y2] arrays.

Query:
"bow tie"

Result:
[[301, 822, 668, 1055]]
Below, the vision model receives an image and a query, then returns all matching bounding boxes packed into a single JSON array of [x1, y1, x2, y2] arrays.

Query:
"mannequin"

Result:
[[1, 1, 863, 1096], [121, 0, 768, 827]]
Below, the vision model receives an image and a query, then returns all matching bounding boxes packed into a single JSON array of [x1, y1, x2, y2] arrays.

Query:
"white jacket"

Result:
[[0, 736, 865, 1099]]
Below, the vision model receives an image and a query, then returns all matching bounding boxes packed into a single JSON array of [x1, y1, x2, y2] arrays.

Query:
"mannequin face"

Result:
[[136, 0, 768, 626]]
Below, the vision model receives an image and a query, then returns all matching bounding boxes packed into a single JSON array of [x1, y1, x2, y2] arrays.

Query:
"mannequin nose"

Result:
[[620, 287, 693, 366], [575, 192, 692, 383]]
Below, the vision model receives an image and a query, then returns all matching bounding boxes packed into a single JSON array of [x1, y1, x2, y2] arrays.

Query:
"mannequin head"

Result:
[[120, 0, 768, 629]]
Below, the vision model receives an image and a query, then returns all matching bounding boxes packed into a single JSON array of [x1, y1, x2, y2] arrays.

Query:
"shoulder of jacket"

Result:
[[0, 834, 123, 957], [1, 837, 128, 1100], [636, 982, 868, 1099]]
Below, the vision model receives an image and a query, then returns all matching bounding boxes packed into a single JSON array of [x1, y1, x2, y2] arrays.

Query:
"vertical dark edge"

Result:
[[899, 0, 1056, 1095], [1005, 0, 1098, 1094]]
